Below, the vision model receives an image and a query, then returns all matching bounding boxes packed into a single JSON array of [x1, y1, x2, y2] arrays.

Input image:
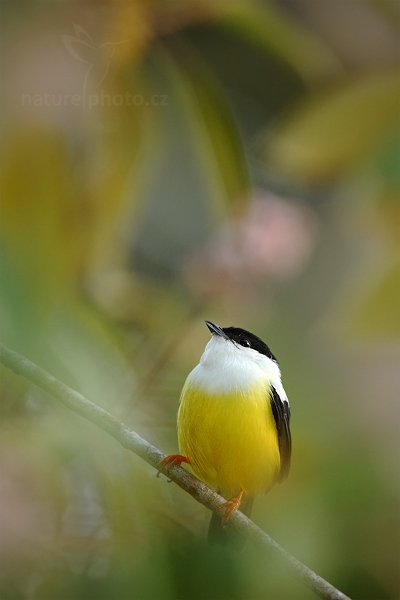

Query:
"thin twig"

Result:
[[0, 344, 351, 600]]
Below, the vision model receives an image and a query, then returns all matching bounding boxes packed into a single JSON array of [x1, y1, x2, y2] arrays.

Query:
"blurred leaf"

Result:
[[84, 79, 148, 274], [0, 127, 82, 298], [102, 3, 152, 70], [347, 260, 400, 337], [266, 69, 400, 184], [218, 2, 342, 83], [164, 37, 249, 207], [369, 0, 400, 27], [373, 135, 400, 243]]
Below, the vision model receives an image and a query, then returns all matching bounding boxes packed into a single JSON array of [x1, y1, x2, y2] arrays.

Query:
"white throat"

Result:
[[186, 335, 286, 398]]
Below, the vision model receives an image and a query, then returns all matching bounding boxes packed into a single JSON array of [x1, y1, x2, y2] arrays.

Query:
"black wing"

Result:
[[270, 386, 291, 482]]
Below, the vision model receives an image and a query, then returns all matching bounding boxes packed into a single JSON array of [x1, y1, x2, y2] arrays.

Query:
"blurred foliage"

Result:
[[1, 1, 399, 599], [266, 69, 400, 183]]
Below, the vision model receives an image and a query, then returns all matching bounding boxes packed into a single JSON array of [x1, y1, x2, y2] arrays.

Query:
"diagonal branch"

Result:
[[0, 344, 350, 600]]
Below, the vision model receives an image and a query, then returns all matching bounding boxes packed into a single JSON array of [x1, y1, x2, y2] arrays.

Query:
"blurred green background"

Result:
[[1, 1, 399, 599]]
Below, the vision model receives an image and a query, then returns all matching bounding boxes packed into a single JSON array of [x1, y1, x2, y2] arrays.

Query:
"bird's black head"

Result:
[[205, 321, 278, 363]]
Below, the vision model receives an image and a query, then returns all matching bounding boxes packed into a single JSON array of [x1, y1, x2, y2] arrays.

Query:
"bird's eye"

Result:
[[240, 339, 251, 348]]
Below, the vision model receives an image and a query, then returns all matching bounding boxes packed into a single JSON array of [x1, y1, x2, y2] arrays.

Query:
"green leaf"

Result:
[[218, 3, 341, 83], [163, 38, 250, 209], [266, 70, 400, 184], [347, 260, 400, 337]]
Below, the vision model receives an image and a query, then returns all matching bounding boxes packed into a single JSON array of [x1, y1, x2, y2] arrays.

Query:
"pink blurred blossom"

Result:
[[185, 192, 319, 298]]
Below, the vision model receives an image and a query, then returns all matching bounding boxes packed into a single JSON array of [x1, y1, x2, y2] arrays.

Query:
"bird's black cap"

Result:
[[205, 321, 278, 363]]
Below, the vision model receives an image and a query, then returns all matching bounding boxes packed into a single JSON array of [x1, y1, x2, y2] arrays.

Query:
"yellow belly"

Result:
[[177, 382, 280, 497]]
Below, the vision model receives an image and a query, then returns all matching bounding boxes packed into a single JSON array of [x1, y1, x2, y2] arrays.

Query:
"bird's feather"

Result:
[[270, 386, 292, 481]]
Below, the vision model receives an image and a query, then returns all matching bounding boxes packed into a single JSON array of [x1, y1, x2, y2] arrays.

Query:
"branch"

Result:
[[0, 344, 350, 600]]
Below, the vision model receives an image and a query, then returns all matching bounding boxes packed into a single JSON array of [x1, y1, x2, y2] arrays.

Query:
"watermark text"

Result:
[[21, 91, 168, 109]]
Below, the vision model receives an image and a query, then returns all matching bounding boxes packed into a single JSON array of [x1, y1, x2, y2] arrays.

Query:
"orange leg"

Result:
[[218, 488, 245, 523], [157, 454, 190, 478]]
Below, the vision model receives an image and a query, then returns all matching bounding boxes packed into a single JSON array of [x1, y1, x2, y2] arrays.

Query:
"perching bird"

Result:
[[160, 320, 291, 544]]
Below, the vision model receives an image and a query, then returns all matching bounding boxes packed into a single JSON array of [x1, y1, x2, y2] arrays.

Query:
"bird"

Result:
[[159, 320, 291, 545]]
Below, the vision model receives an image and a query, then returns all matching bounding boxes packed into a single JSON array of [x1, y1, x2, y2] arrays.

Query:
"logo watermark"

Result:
[[21, 90, 168, 109], [20, 24, 168, 110]]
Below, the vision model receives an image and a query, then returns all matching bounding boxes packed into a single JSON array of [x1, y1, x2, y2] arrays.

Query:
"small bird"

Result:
[[160, 320, 291, 544]]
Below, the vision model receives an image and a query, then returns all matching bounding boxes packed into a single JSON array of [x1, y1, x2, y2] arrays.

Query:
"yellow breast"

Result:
[[177, 381, 280, 497]]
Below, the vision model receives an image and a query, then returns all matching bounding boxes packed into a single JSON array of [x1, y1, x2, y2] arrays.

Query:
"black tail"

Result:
[[208, 496, 253, 549]]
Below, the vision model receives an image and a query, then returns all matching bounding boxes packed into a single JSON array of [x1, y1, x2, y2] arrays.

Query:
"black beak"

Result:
[[205, 320, 229, 340]]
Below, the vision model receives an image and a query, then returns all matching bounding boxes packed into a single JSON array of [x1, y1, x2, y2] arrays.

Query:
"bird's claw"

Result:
[[218, 489, 244, 523], [157, 454, 190, 478]]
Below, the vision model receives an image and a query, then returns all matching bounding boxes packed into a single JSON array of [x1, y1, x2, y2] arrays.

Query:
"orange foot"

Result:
[[157, 454, 190, 478], [218, 488, 245, 523]]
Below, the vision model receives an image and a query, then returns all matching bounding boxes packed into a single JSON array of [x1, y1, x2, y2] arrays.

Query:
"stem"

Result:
[[0, 344, 350, 600]]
